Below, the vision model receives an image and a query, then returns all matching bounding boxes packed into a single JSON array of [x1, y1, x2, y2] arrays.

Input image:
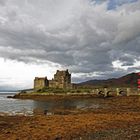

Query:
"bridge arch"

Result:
[[106, 91, 113, 96], [98, 91, 104, 96], [119, 90, 126, 96]]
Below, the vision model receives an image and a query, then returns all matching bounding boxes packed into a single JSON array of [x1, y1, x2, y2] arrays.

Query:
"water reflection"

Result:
[[32, 98, 101, 115], [0, 93, 101, 115], [33, 99, 94, 110]]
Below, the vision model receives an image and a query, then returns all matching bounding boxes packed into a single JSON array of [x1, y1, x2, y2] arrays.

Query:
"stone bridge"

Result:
[[91, 87, 139, 97]]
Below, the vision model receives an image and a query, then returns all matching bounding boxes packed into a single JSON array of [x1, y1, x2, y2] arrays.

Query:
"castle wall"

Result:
[[48, 80, 55, 88]]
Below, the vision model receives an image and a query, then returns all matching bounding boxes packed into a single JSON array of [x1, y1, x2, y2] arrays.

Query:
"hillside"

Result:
[[78, 72, 140, 88]]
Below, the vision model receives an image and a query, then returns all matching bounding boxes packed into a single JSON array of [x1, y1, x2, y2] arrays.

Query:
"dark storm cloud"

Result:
[[0, 0, 8, 6], [0, 0, 140, 81]]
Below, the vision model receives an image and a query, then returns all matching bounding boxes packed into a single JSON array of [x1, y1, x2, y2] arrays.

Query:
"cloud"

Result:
[[0, 0, 140, 88]]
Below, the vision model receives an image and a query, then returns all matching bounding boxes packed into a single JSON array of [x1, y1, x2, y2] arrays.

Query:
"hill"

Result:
[[78, 72, 140, 88]]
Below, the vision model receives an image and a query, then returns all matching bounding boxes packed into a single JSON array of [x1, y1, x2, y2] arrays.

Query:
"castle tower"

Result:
[[49, 69, 72, 89], [34, 77, 49, 90]]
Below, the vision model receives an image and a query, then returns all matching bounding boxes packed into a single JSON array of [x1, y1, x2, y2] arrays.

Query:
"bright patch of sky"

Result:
[[0, 58, 62, 90], [93, 0, 138, 9], [107, 0, 138, 9]]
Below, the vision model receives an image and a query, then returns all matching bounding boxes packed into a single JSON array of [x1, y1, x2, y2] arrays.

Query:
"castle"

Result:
[[34, 69, 73, 90]]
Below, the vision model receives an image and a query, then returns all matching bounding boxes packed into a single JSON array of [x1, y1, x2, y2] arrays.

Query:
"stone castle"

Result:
[[34, 69, 72, 90]]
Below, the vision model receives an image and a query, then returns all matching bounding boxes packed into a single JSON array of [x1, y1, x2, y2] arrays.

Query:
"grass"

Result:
[[29, 87, 93, 95]]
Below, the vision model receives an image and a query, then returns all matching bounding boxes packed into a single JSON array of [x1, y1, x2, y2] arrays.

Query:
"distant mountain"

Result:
[[0, 90, 18, 92], [78, 72, 140, 88]]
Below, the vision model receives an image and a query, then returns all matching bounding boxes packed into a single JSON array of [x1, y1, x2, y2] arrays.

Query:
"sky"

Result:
[[0, 0, 140, 90]]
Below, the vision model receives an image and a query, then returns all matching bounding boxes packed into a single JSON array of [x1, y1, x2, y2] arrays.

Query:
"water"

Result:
[[0, 92, 101, 115], [0, 92, 34, 115]]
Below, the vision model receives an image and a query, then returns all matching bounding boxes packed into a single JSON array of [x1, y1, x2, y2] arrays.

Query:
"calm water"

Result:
[[0, 92, 100, 115]]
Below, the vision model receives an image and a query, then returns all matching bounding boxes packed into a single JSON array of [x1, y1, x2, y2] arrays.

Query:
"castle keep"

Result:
[[34, 70, 72, 90]]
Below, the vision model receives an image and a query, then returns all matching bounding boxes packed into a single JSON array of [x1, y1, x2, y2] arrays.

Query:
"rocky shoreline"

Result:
[[0, 111, 140, 140]]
